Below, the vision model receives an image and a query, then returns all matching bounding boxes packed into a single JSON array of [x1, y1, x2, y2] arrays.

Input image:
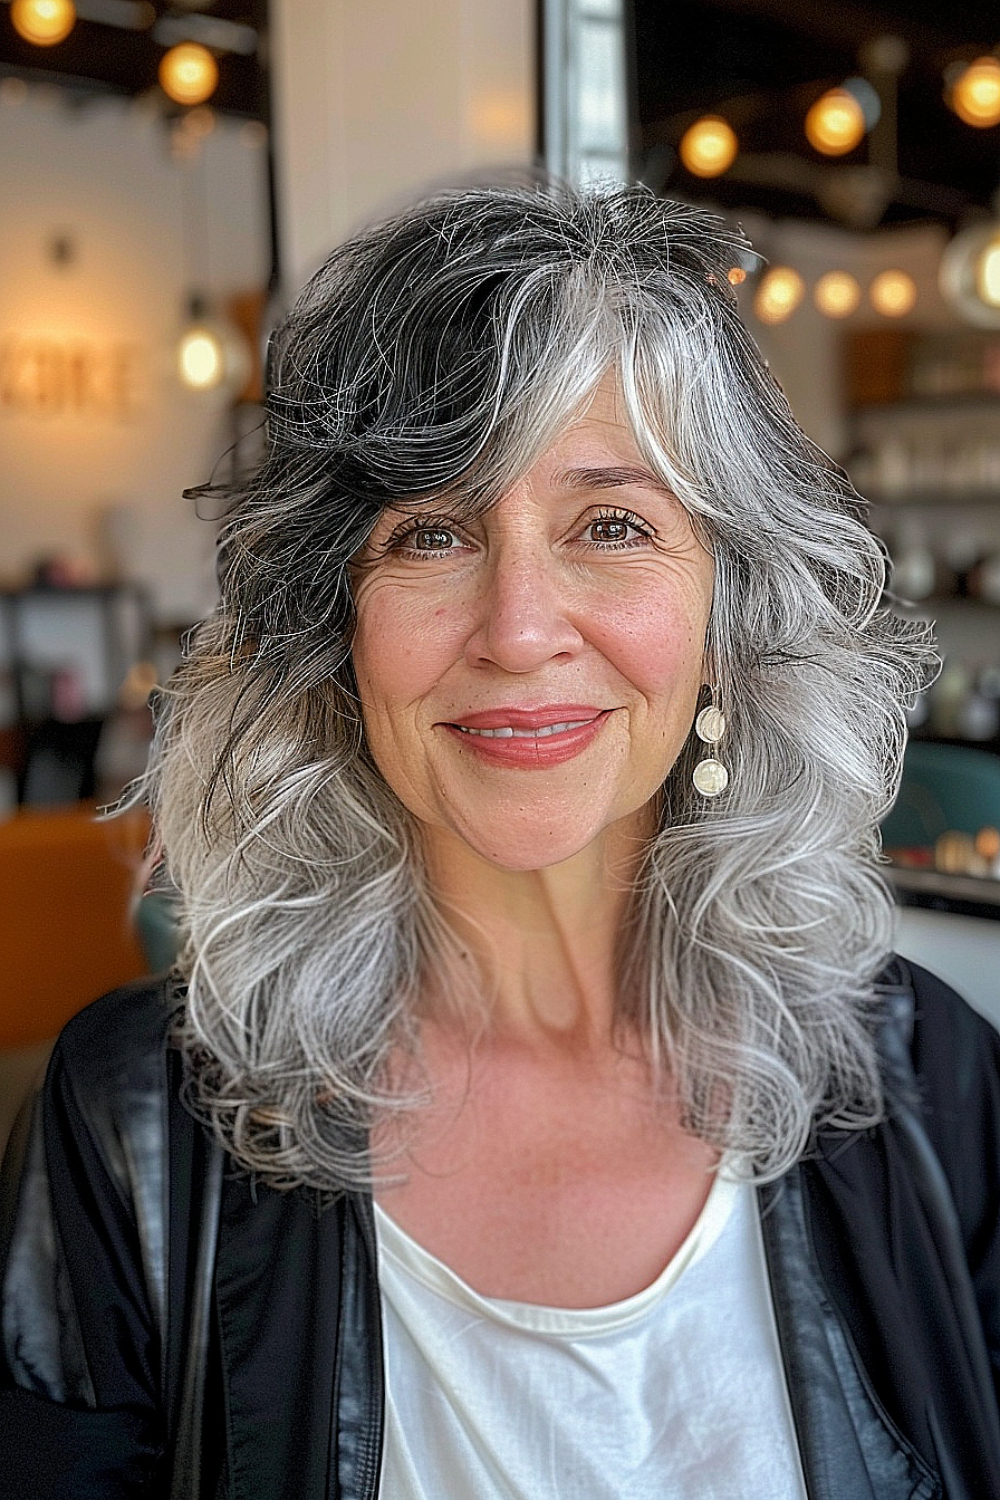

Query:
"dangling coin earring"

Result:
[[693, 697, 729, 798]]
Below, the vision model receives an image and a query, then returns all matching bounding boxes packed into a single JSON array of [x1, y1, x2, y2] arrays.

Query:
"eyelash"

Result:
[[385, 506, 654, 559], [383, 515, 466, 559], [589, 508, 653, 550]]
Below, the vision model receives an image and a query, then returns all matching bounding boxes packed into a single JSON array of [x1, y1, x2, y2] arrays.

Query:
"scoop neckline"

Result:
[[373, 1171, 743, 1337]]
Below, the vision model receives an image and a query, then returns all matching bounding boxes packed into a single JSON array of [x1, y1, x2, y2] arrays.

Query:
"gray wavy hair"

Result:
[[144, 181, 934, 1191]]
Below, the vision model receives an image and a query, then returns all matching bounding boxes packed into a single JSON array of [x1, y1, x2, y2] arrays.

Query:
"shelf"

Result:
[[890, 864, 1000, 920], [868, 493, 1000, 510], [888, 596, 1000, 613], [852, 394, 1000, 418]]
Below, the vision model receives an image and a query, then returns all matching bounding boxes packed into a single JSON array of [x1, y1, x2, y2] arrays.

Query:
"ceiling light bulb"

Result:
[[940, 222, 1000, 327], [679, 116, 738, 178], [10, 0, 75, 46], [159, 42, 219, 107], [805, 88, 866, 156], [178, 325, 224, 390], [976, 234, 1000, 308], [753, 267, 805, 325], [814, 271, 861, 318], [951, 57, 1000, 128], [870, 269, 916, 317]]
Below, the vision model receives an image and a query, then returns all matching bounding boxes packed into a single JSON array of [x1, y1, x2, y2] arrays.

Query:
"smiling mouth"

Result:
[[453, 719, 594, 740], [442, 709, 612, 768]]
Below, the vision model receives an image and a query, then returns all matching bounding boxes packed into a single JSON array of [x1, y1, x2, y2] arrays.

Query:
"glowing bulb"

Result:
[[870, 269, 917, 317], [159, 42, 219, 107], [679, 116, 738, 178], [727, 266, 747, 286], [976, 234, 1000, 308], [805, 88, 866, 156], [951, 56, 1000, 128], [10, 0, 75, 46], [814, 271, 861, 318], [178, 326, 224, 390], [753, 267, 805, 325]]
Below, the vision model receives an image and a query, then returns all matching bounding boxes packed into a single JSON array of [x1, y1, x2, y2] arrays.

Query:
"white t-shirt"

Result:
[[374, 1176, 808, 1498]]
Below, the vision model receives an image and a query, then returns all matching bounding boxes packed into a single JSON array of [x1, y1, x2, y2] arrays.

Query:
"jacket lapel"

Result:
[[214, 1174, 346, 1500], [759, 1169, 939, 1500]]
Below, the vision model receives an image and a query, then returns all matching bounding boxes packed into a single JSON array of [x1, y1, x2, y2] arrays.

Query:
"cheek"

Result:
[[351, 590, 464, 717], [596, 589, 710, 705]]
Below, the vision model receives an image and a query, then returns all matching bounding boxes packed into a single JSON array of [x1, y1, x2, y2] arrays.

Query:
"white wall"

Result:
[[896, 904, 1000, 1033], [0, 89, 269, 623], [738, 214, 953, 461], [271, 0, 536, 292], [0, 0, 536, 623]]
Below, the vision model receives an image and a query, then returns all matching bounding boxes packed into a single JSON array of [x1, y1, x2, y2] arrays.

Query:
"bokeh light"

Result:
[[679, 116, 738, 178], [951, 56, 1000, 129], [159, 42, 219, 107], [177, 326, 225, 391], [814, 271, 861, 318], [10, 0, 75, 46], [805, 88, 866, 155], [869, 269, 917, 317], [753, 267, 805, 324]]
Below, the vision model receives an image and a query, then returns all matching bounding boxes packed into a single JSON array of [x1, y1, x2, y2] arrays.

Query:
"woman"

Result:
[[3, 183, 1000, 1499]]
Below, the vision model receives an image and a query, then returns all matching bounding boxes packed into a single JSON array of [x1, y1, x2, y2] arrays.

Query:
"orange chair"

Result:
[[0, 803, 150, 1050]]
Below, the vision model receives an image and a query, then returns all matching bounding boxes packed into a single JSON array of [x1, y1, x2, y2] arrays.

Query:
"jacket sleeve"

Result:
[[907, 958, 1000, 1397], [0, 991, 172, 1498]]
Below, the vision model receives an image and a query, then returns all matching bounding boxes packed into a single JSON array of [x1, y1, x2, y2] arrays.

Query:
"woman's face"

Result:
[[351, 377, 715, 873]]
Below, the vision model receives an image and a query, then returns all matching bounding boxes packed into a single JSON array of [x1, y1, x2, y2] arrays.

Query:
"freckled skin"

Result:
[[360, 380, 720, 1303], [351, 378, 715, 878]]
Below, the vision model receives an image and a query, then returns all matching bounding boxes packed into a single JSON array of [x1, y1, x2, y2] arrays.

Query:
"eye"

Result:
[[590, 518, 631, 544], [583, 509, 652, 549], [412, 526, 458, 552], [383, 515, 469, 559]]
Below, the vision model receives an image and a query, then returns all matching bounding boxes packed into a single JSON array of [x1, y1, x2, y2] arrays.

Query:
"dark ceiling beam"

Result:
[[690, 0, 978, 61]]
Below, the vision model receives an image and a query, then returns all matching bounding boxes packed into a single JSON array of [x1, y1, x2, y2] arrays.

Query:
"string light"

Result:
[[727, 267, 747, 286], [178, 324, 225, 391], [940, 222, 1000, 326], [814, 271, 861, 318], [159, 42, 219, 106], [805, 88, 866, 155], [870, 269, 916, 317], [10, 0, 75, 46], [679, 116, 738, 178], [950, 56, 1000, 129], [976, 233, 1000, 308], [176, 295, 251, 397], [753, 267, 805, 324]]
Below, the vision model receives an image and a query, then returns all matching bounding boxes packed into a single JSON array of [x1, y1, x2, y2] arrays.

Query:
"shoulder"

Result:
[[878, 954, 1000, 1239], [53, 974, 182, 1092], [41, 976, 186, 1200], [885, 954, 1000, 1114]]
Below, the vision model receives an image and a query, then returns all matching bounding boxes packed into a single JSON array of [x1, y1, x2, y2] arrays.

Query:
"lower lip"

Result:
[[442, 712, 611, 769]]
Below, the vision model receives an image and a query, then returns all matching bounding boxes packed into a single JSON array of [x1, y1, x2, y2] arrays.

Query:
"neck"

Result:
[[420, 814, 650, 1049]]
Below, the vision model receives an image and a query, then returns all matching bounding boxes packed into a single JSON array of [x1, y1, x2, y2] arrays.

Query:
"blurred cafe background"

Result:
[[2, 0, 1000, 1145]]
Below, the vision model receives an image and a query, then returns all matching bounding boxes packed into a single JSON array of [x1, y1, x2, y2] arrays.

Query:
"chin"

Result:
[[444, 805, 648, 875]]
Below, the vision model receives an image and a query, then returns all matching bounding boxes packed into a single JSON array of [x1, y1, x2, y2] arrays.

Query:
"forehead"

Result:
[[518, 373, 665, 491]]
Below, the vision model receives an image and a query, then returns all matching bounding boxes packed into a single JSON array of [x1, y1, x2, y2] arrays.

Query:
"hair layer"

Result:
[[144, 183, 934, 1189]]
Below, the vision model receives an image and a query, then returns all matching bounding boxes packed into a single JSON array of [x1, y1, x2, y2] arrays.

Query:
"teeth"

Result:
[[457, 720, 590, 738]]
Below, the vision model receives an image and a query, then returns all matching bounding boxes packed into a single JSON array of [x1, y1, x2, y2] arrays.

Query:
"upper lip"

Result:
[[445, 705, 608, 730]]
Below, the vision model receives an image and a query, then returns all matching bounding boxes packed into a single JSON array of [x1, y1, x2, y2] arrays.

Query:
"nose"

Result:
[[464, 537, 585, 673]]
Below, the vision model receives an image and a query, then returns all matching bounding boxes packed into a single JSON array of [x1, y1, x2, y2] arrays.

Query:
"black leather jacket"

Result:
[[2, 962, 1000, 1499]]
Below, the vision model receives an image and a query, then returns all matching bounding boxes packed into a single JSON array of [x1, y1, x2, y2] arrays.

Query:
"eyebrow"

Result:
[[552, 464, 673, 495]]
